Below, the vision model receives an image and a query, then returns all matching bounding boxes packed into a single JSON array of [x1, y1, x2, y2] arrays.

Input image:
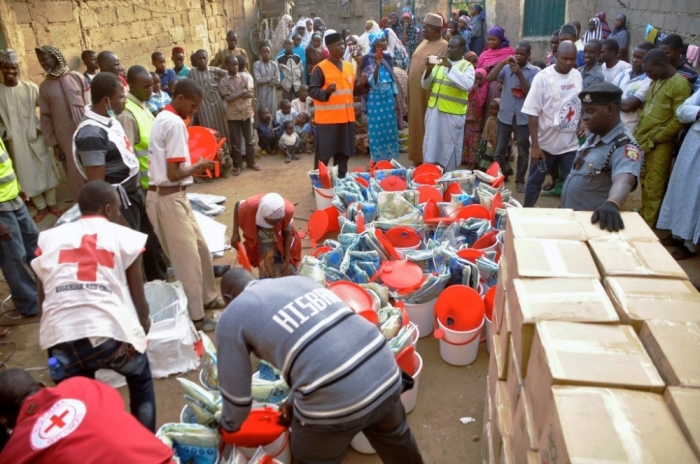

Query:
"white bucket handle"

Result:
[[315, 188, 333, 199]]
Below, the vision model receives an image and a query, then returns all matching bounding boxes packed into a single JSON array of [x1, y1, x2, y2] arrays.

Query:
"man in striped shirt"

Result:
[[217, 270, 424, 463]]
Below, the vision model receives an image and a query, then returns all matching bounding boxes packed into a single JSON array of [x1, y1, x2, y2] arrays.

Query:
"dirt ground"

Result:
[[2, 149, 699, 463]]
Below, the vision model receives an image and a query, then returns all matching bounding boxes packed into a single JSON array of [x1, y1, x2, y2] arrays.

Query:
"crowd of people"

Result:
[[0, 4, 699, 463]]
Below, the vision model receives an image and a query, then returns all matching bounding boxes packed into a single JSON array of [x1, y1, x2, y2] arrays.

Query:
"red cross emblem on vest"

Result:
[[58, 234, 115, 282], [566, 106, 576, 122], [123, 136, 133, 153]]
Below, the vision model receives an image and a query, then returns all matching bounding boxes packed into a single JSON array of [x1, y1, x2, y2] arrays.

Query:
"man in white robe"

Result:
[[0, 50, 60, 222], [421, 36, 475, 172]]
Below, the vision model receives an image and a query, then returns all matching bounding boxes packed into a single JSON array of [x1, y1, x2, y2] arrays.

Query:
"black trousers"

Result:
[[228, 118, 256, 169]]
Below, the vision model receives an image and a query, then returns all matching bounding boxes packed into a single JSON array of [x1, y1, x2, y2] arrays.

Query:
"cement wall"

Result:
[[0, 0, 257, 84]]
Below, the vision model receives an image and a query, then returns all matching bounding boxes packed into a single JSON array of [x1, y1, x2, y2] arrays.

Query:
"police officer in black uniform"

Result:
[[561, 82, 643, 231]]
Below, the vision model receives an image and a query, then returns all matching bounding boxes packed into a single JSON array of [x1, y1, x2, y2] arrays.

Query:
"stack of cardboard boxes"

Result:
[[483, 209, 700, 464]]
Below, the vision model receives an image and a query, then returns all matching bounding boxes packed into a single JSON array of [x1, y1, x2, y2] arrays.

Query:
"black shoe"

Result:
[[213, 264, 231, 278]]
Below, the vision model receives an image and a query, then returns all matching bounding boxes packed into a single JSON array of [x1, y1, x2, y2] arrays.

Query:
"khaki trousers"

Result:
[[145, 190, 217, 321]]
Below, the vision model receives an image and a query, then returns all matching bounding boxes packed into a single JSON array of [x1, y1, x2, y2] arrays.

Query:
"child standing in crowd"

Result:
[[279, 121, 301, 163], [294, 113, 311, 152], [152, 51, 177, 95], [253, 44, 280, 115], [477, 98, 500, 170], [146, 72, 171, 116], [256, 107, 282, 155], [353, 102, 369, 155], [291, 84, 313, 115], [276, 99, 298, 127], [462, 69, 488, 168]]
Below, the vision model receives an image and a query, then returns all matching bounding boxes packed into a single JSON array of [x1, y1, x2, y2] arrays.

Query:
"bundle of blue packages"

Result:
[[157, 423, 219, 464], [475, 256, 499, 290], [374, 168, 407, 182], [458, 218, 492, 247]]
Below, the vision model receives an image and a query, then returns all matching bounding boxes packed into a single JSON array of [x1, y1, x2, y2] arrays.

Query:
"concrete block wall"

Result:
[[595, 0, 700, 64], [0, 0, 257, 85]]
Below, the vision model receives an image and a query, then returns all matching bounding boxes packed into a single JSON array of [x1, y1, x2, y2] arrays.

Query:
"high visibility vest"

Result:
[[124, 98, 155, 190], [314, 60, 356, 125], [428, 60, 472, 116], [0, 139, 20, 203]]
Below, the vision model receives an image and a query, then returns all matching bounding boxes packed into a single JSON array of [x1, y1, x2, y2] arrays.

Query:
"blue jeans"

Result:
[[495, 118, 531, 184], [0, 204, 39, 316], [49, 338, 156, 432], [524, 150, 576, 207]]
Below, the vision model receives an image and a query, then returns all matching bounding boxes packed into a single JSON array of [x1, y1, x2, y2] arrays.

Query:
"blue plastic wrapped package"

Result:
[[298, 255, 327, 286], [374, 168, 407, 183], [433, 221, 468, 249], [476, 256, 499, 291], [458, 218, 492, 247], [388, 324, 417, 354], [157, 423, 219, 464], [450, 193, 479, 207], [394, 268, 451, 304], [252, 360, 289, 405], [436, 170, 476, 195], [378, 306, 403, 340]]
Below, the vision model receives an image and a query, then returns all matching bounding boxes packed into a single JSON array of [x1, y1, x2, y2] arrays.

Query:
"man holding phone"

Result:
[[421, 35, 475, 172], [486, 41, 539, 192], [521, 41, 583, 207]]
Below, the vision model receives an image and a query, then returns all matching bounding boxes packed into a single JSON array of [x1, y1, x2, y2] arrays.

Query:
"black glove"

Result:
[[591, 201, 624, 232]]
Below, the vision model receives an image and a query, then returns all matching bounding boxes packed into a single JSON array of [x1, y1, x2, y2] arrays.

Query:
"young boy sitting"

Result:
[[256, 107, 282, 155], [291, 84, 313, 115], [279, 120, 301, 163], [294, 112, 311, 153], [275, 99, 298, 127], [146, 72, 171, 116]]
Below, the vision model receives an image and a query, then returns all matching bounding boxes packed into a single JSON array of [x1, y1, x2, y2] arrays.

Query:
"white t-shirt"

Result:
[[613, 70, 652, 133], [522, 66, 583, 155], [32, 217, 148, 352], [601, 60, 632, 84], [148, 109, 193, 186]]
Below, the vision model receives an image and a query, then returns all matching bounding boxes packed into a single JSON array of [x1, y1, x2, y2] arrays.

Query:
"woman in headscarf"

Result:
[[469, 4, 487, 56], [389, 12, 401, 34], [36, 45, 89, 202], [597, 11, 612, 38], [341, 28, 352, 42], [444, 21, 458, 40], [458, 15, 472, 52], [344, 34, 363, 74], [383, 28, 409, 128], [358, 20, 381, 55], [361, 32, 400, 162], [295, 17, 312, 49], [305, 32, 328, 83], [380, 17, 390, 29], [232, 193, 301, 279], [462, 68, 488, 168], [271, 14, 294, 57], [610, 14, 629, 61], [581, 17, 602, 45], [313, 17, 327, 33], [394, 8, 421, 59], [477, 26, 515, 114]]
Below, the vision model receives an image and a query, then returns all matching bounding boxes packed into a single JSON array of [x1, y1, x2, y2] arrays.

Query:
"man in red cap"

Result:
[[171, 46, 190, 81]]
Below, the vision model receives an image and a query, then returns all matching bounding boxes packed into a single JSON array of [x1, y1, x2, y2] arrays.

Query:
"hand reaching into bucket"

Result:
[[279, 399, 293, 426]]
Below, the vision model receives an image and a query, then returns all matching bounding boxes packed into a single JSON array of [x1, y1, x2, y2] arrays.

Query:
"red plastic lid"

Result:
[[443, 182, 462, 202], [312, 245, 332, 257], [220, 407, 286, 447], [490, 192, 503, 227], [435, 285, 485, 331], [374, 261, 423, 291], [318, 161, 332, 189], [473, 230, 498, 250], [413, 163, 442, 178], [413, 172, 439, 185], [323, 207, 340, 232], [379, 176, 407, 192], [492, 175, 505, 189], [416, 186, 442, 204], [328, 281, 375, 314], [187, 127, 219, 164], [375, 229, 401, 260], [423, 198, 457, 225], [395, 345, 415, 376], [372, 160, 394, 172], [307, 210, 329, 248], [385, 227, 421, 248], [356, 214, 366, 234], [486, 162, 500, 178], [236, 243, 252, 271], [484, 286, 497, 320], [354, 177, 369, 188], [451, 204, 491, 220], [457, 248, 486, 263]]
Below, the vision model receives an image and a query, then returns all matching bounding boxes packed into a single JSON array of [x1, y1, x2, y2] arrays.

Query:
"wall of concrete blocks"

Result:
[[595, 0, 700, 57], [0, 0, 258, 84]]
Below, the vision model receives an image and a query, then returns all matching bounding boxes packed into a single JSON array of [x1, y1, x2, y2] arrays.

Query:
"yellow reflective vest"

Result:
[[124, 98, 155, 190], [0, 139, 20, 203], [428, 60, 471, 116]]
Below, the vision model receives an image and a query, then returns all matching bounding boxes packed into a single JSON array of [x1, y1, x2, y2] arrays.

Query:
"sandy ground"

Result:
[[2, 149, 698, 463]]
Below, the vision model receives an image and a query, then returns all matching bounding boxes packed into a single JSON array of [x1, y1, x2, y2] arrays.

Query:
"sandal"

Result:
[[671, 246, 697, 261], [247, 164, 262, 171], [48, 205, 63, 217], [660, 235, 683, 247], [203, 297, 226, 310], [33, 210, 49, 223], [232, 167, 242, 176]]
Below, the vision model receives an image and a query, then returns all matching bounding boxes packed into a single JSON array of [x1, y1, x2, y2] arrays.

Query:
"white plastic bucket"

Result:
[[400, 352, 423, 414], [437, 318, 484, 366], [236, 404, 292, 464], [351, 432, 376, 454], [410, 322, 420, 347], [314, 187, 334, 211], [404, 298, 437, 339]]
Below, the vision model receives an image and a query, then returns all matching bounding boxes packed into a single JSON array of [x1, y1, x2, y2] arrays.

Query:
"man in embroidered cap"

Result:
[[0, 49, 61, 223], [171, 46, 190, 80], [308, 31, 369, 178], [561, 82, 642, 231], [407, 13, 447, 165], [230, 192, 301, 278]]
